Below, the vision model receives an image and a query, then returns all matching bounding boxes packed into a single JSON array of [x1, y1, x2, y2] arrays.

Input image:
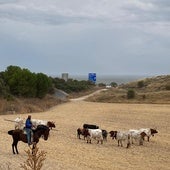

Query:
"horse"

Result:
[[8, 125, 50, 154]]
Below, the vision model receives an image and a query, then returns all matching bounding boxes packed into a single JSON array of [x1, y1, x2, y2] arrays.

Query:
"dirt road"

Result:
[[70, 89, 107, 101]]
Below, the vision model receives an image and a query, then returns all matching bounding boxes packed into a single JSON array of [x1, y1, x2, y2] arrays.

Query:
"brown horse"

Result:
[[8, 125, 50, 154]]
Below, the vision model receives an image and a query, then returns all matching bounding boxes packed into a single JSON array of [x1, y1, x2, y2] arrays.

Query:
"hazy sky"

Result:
[[0, 0, 170, 76]]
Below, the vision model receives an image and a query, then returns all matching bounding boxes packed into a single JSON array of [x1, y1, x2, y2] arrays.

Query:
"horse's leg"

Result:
[[12, 142, 15, 154], [12, 140, 18, 154], [15, 141, 19, 154], [77, 133, 80, 139]]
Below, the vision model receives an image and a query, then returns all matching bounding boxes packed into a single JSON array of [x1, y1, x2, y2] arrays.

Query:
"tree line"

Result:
[[0, 65, 95, 99]]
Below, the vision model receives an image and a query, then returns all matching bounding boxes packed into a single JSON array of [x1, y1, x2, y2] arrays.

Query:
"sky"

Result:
[[0, 0, 170, 77]]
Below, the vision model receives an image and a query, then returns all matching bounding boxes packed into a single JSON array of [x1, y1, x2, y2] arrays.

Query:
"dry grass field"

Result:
[[0, 100, 170, 170]]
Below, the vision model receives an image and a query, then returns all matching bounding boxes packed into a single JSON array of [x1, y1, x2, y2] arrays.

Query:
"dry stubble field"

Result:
[[0, 101, 170, 170]]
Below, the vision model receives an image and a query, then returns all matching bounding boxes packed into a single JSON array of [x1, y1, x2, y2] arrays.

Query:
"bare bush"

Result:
[[20, 146, 46, 170]]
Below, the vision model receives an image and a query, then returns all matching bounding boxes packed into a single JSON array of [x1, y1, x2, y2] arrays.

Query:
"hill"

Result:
[[0, 87, 100, 115], [86, 75, 170, 104], [0, 75, 170, 115], [0, 95, 65, 115]]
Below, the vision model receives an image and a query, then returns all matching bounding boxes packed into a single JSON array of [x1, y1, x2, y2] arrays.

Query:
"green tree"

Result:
[[36, 73, 52, 98], [110, 82, 118, 87], [17, 69, 37, 97], [3, 65, 53, 98], [3, 65, 37, 97], [52, 77, 95, 93], [3, 65, 22, 95], [0, 72, 9, 97]]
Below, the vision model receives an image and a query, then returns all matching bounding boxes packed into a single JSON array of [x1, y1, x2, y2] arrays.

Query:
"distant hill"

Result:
[[120, 75, 170, 92], [86, 75, 170, 104]]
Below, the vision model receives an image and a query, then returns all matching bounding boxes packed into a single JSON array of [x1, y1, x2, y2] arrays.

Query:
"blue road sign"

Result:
[[88, 73, 96, 83]]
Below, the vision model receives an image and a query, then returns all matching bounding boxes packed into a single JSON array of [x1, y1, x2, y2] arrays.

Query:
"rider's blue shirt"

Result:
[[25, 119, 32, 129]]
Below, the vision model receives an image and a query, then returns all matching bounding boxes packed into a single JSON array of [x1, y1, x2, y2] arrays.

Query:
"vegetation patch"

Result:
[[86, 75, 170, 104]]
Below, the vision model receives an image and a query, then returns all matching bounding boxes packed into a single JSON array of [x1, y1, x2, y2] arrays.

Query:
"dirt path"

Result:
[[0, 101, 170, 170], [70, 89, 107, 101]]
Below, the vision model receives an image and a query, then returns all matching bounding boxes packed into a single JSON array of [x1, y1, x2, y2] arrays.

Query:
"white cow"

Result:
[[84, 129, 103, 144], [31, 119, 48, 128], [109, 130, 131, 148], [129, 129, 147, 145], [138, 128, 158, 142], [31, 119, 55, 129], [14, 117, 25, 129]]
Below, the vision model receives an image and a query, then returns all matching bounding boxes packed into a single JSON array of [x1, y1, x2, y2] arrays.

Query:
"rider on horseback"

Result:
[[25, 115, 33, 146]]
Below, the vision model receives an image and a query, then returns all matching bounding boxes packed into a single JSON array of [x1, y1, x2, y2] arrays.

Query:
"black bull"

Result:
[[83, 124, 99, 129]]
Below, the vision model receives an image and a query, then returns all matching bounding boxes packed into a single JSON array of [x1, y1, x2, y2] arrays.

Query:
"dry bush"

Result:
[[20, 146, 46, 170], [0, 94, 64, 115]]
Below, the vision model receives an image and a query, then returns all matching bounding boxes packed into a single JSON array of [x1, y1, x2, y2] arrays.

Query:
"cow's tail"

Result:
[[8, 130, 14, 135]]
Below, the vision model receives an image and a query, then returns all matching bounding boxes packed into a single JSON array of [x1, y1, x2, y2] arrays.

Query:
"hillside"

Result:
[[86, 75, 170, 104], [120, 75, 170, 92], [0, 87, 100, 115], [0, 75, 170, 115], [0, 95, 65, 115]]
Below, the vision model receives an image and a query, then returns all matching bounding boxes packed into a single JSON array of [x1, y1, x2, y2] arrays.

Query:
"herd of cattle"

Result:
[[14, 118, 158, 149], [77, 124, 158, 148]]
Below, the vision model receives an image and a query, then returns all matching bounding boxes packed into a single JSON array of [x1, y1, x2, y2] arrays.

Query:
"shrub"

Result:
[[127, 89, 135, 99], [110, 82, 118, 87], [98, 83, 106, 87], [165, 84, 170, 90], [20, 146, 46, 170], [137, 80, 144, 88]]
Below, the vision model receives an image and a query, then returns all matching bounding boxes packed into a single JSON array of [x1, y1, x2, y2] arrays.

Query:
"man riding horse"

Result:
[[8, 124, 50, 154], [25, 115, 33, 146]]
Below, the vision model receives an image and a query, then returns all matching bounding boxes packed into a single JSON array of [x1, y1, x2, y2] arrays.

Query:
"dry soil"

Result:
[[0, 100, 170, 170]]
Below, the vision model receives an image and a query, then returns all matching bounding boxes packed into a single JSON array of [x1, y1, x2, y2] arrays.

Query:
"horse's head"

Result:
[[47, 121, 56, 129], [36, 125, 50, 140]]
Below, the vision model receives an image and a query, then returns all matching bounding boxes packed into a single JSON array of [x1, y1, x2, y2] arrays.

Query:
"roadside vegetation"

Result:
[[0, 65, 95, 114], [0, 65, 95, 99], [86, 75, 170, 104]]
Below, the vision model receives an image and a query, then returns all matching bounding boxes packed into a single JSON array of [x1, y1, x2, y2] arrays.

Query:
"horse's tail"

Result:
[[8, 130, 14, 135]]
